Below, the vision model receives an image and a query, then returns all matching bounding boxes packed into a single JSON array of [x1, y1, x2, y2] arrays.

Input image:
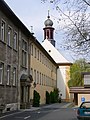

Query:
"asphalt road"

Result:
[[0, 103, 78, 120]]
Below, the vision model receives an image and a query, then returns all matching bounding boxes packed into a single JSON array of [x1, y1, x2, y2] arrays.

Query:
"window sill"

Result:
[[12, 85, 16, 87], [21, 65, 27, 69], [7, 44, 12, 49], [0, 84, 4, 86], [13, 48, 18, 52], [6, 84, 11, 87], [0, 40, 6, 45]]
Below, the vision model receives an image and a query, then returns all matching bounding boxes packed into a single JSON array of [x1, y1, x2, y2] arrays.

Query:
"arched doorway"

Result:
[[20, 74, 33, 109]]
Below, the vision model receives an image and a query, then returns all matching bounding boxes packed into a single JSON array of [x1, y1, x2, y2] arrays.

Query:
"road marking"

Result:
[[53, 109, 60, 112], [24, 116, 31, 119], [37, 111, 40, 113], [0, 111, 24, 119]]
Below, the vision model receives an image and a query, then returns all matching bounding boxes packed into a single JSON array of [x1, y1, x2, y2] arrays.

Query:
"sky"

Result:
[[4, 0, 74, 62]]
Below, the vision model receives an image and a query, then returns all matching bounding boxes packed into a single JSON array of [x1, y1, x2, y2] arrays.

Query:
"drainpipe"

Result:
[[28, 36, 33, 105]]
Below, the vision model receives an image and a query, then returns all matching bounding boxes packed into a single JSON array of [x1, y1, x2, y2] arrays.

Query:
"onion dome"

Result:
[[44, 11, 53, 27]]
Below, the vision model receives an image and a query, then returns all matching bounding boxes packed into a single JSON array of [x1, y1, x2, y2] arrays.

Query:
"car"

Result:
[[77, 101, 90, 120]]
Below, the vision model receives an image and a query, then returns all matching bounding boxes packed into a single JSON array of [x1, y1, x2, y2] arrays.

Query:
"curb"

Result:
[[61, 102, 74, 108]]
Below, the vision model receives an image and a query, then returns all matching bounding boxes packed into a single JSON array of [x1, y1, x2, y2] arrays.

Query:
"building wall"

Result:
[[18, 30, 31, 109], [0, 8, 31, 111], [0, 0, 58, 111], [57, 65, 70, 101], [0, 10, 18, 111], [30, 43, 57, 104], [78, 94, 90, 106], [65, 66, 70, 101]]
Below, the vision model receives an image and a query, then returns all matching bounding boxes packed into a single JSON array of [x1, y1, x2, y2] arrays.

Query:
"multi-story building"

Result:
[[30, 39, 57, 104], [0, 0, 34, 111], [0, 0, 58, 112]]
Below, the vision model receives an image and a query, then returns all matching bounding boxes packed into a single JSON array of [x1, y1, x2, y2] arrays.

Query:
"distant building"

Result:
[[30, 38, 57, 104], [42, 12, 72, 101], [70, 72, 90, 106]]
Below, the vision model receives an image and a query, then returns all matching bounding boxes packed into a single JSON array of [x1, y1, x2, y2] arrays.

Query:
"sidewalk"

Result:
[[60, 102, 74, 108]]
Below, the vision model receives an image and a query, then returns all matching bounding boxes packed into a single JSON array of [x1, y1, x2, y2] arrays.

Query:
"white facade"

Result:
[[57, 66, 66, 99], [42, 39, 71, 101]]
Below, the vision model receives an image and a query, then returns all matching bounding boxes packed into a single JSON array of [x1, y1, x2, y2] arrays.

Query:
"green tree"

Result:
[[50, 88, 59, 103], [53, 88, 59, 102], [68, 59, 90, 87], [46, 91, 50, 104], [33, 90, 40, 107], [50, 91, 55, 103]]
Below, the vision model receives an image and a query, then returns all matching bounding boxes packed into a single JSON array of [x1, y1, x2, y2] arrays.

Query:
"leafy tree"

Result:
[[33, 90, 40, 107], [41, 0, 90, 58], [46, 91, 50, 104], [50, 88, 59, 103], [68, 58, 90, 87], [46, 88, 59, 104], [50, 91, 55, 103], [53, 88, 59, 102]]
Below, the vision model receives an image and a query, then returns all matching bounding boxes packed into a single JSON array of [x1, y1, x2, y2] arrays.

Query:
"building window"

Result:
[[31, 44, 33, 55], [40, 53, 41, 62], [7, 26, 12, 46], [13, 32, 17, 50], [34, 47, 36, 58], [0, 63, 4, 84], [22, 39, 27, 67], [37, 50, 39, 60], [13, 67, 16, 86], [42, 54, 43, 64], [40, 72, 41, 85], [37, 71, 39, 84], [1, 20, 5, 42], [42, 74, 43, 85], [7, 65, 10, 85], [46, 30, 49, 39], [44, 75, 45, 85], [31, 68, 33, 77], [34, 70, 36, 83], [45, 76, 47, 86]]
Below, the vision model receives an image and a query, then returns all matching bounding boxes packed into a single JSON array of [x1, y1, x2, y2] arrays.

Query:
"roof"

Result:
[[70, 87, 90, 94], [42, 39, 71, 64], [44, 18, 53, 27], [0, 0, 33, 37]]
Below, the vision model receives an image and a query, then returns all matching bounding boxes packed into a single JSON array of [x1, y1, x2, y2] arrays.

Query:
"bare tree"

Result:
[[41, 0, 90, 58]]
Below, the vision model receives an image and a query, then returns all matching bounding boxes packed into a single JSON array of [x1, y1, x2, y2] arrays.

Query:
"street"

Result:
[[0, 103, 78, 120]]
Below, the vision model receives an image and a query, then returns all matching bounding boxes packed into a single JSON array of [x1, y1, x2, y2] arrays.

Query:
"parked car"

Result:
[[77, 101, 90, 120]]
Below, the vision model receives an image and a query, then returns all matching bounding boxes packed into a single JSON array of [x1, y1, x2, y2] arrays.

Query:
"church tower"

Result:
[[43, 11, 55, 47]]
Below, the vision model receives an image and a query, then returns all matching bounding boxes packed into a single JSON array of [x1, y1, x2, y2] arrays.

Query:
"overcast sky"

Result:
[[4, 0, 74, 62]]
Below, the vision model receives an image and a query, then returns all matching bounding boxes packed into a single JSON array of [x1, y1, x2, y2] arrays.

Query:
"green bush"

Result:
[[50, 88, 59, 103], [46, 91, 50, 104], [54, 88, 59, 103], [50, 91, 55, 103], [33, 90, 40, 107]]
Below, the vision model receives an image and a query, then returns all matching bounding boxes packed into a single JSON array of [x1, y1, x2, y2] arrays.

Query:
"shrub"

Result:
[[33, 90, 40, 107], [50, 88, 59, 103], [46, 91, 50, 104]]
